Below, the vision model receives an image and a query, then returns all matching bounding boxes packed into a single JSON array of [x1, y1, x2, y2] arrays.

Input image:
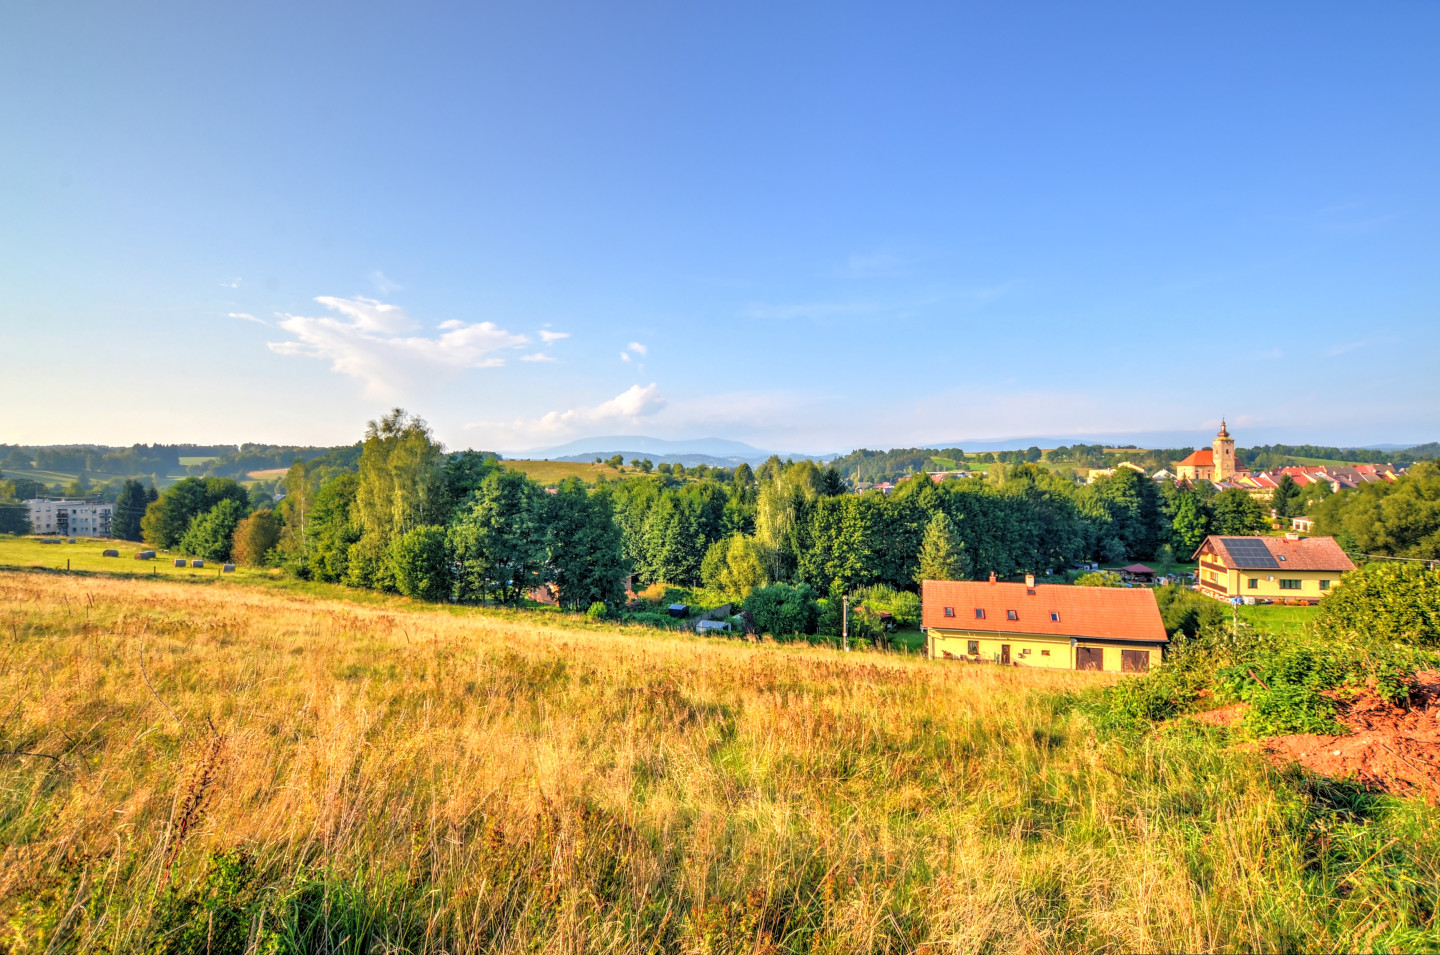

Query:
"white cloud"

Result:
[[228, 312, 267, 325], [220, 278, 241, 289], [626, 341, 648, 356], [468, 384, 667, 443], [520, 352, 556, 362], [539, 330, 570, 344], [268, 295, 529, 398], [620, 352, 631, 363]]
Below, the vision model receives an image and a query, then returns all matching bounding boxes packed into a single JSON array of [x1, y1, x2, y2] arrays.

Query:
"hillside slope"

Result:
[[0, 571, 1434, 952]]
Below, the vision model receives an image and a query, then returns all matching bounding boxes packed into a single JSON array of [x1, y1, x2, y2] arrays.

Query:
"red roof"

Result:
[[1192, 535, 1356, 572], [922, 580, 1168, 643], [1176, 448, 1213, 467], [1121, 564, 1154, 574]]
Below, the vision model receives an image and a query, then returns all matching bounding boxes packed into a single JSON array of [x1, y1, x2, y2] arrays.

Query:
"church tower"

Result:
[[1212, 419, 1236, 481]]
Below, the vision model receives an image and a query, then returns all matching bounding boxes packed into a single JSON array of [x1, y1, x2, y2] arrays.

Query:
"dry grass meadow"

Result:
[[1, 568, 1434, 953]]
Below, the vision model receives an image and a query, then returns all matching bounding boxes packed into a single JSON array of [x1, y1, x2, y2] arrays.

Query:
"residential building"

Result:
[[922, 574, 1169, 672], [1085, 461, 1145, 484], [27, 499, 114, 538], [1174, 420, 1248, 482], [1191, 534, 1354, 604], [1291, 516, 1315, 533]]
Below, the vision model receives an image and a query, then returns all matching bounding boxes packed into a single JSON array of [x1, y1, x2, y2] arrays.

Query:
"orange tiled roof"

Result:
[[922, 580, 1168, 643], [1176, 448, 1213, 467]]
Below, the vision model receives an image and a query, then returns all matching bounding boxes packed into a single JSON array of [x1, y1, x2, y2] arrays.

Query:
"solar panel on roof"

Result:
[[1221, 538, 1279, 569]]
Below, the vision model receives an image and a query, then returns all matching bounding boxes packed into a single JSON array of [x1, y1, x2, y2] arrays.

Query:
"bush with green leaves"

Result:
[[742, 583, 819, 638], [1153, 583, 1227, 638], [586, 601, 609, 621], [1315, 563, 1440, 647], [1074, 570, 1123, 587], [388, 525, 453, 602], [850, 583, 922, 627], [178, 498, 247, 562]]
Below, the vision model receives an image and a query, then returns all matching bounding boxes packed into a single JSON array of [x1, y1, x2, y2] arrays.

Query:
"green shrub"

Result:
[[1315, 563, 1440, 647], [850, 583, 922, 627], [387, 525, 453, 602], [1075, 570, 1122, 587], [1154, 583, 1227, 638], [585, 600, 609, 621], [742, 583, 819, 638]]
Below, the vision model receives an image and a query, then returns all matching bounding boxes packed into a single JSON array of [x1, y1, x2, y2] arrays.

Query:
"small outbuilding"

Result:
[[667, 603, 690, 618], [696, 619, 731, 635], [1120, 564, 1156, 584]]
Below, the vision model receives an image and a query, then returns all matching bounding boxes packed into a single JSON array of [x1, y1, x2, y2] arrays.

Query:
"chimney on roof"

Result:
[[988, 571, 997, 584], [1025, 573, 1035, 588]]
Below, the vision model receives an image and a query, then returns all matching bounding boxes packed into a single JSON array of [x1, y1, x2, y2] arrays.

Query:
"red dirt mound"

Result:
[[1264, 671, 1440, 801]]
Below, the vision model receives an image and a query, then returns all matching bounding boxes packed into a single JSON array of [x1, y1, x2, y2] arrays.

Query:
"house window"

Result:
[[943, 607, 954, 618], [1248, 578, 1258, 589], [967, 640, 979, 655], [1279, 579, 1302, 590], [1320, 579, 1331, 590], [1050, 612, 1060, 622], [1006, 610, 1018, 621], [1277, 555, 1287, 561], [1041, 649, 1051, 656], [973, 608, 985, 619]]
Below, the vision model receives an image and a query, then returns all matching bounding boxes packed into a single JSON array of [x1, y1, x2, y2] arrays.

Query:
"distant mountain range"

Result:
[[510, 436, 832, 467]]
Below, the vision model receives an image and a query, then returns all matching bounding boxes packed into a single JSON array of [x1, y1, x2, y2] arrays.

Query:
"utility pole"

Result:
[[842, 594, 849, 652]]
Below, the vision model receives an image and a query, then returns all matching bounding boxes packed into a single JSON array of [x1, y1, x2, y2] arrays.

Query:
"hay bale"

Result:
[[135, 551, 156, 560], [222, 564, 235, 573], [192, 559, 205, 569], [174, 559, 187, 567], [102, 549, 119, 558]]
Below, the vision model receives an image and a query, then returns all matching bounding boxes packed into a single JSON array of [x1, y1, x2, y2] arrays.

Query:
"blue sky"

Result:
[[3, 2, 1437, 453]]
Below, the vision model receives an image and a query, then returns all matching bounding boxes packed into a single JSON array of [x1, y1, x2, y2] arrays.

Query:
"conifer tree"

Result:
[[915, 511, 970, 583]]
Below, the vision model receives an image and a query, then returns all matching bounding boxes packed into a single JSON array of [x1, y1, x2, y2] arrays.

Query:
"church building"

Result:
[[1173, 420, 1248, 483]]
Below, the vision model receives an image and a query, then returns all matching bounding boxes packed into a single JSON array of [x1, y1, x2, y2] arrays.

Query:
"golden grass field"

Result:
[[2, 568, 1436, 953]]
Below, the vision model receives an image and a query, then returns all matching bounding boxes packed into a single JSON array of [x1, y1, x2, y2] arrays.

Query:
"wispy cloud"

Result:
[[519, 352, 556, 362], [267, 295, 529, 398], [539, 330, 570, 344], [228, 312, 267, 325], [1326, 336, 1396, 358], [370, 271, 402, 294], [626, 341, 648, 356], [467, 383, 667, 442], [220, 279, 242, 289]]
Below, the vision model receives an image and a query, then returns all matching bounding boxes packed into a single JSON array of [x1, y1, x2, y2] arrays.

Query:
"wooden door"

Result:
[[1121, 649, 1151, 673], [1000, 644, 1010, 666], [1076, 647, 1103, 671]]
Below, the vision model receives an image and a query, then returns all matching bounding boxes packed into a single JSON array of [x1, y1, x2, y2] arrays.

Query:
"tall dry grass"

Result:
[[0, 569, 1424, 953]]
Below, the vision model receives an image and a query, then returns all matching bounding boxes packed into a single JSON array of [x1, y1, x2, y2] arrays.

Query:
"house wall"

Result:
[[927, 629, 1158, 673], [1197, 552, 1342, 602]]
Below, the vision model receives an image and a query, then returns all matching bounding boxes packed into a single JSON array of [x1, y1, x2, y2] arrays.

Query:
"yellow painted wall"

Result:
[[1234, 570, 1337, 599], [928, 630, 1159, 673]]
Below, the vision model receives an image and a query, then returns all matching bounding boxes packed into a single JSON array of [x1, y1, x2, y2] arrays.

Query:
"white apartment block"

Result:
[[27, 499, 114, 537]]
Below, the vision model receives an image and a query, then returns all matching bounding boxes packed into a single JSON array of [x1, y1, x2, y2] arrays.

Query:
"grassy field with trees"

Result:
[[2, 566, 1438, 953]]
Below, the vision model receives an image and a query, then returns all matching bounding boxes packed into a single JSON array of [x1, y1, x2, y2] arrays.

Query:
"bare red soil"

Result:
[[1264, 671, 1440, 801]]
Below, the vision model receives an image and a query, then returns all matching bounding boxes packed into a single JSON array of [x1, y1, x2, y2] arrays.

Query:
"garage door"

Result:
[[1121, 649, 1151, 673], [1076, 647, 1103, 671]]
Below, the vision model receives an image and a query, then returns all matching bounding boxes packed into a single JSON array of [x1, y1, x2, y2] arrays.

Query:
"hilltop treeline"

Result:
[[115, 411, 1282, 610]]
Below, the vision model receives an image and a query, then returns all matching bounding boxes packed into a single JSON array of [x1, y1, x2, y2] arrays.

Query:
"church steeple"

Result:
[[1212, 419, 1236, 480]]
